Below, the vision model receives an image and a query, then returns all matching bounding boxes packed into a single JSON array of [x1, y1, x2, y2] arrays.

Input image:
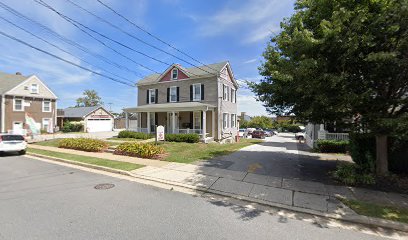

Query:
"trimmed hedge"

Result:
[[114, 142, 164, 159], [350, 133, 408, 174], [58, 138, 108, 152], [62, 121, 83, 133], [165, 133, 200, 143], [118, 131, 153, 139], [316, 140, 349, 153]]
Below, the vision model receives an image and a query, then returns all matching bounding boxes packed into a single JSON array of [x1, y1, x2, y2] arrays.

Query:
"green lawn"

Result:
[[34, 139, 118, 147], [28, 148, 143, 171], [159, 139, 263, 163], [340, 198, 408, 224]]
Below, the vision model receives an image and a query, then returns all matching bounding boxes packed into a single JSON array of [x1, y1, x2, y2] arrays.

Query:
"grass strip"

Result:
[[28, 148, 143, 171]]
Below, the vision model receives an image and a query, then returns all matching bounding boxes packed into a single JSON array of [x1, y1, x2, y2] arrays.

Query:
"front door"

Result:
[[167, 112, 179, 133]]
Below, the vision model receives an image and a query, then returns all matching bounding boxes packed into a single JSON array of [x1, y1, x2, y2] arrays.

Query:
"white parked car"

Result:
[[0, 134, 27, 155]]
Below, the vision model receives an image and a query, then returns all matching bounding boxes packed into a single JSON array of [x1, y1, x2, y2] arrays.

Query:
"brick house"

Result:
[[0, 71, 57, 134], [124, 61, 239, 142]]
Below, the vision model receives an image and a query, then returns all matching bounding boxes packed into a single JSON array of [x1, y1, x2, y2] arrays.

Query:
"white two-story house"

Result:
[[123, 61, 239, 143]]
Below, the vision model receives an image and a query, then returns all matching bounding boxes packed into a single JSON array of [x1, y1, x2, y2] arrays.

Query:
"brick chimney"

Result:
[[15, 72, 22, 75]]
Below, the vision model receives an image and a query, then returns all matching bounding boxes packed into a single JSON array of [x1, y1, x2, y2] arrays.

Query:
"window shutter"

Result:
[[201, 84, 204, 100], [190, 85, 193, 101], [190, 112, 193, 128], [222, 85, 225, 100], [155, 113, 158, 126], [201, 111, 203, 129], [177, 87, 180, 102], [167, 88, 170, 102], [146, 90, 149, 104], [155, 89, 158, 103]]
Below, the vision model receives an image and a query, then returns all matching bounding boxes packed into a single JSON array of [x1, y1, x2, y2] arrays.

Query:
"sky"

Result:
[[0, 0, 296, 116]]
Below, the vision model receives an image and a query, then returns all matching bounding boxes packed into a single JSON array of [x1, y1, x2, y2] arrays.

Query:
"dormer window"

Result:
[[172, 69, 178, 80]]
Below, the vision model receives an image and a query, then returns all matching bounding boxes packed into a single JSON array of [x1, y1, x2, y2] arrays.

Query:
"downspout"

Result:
[[1, 94, 5, 133]]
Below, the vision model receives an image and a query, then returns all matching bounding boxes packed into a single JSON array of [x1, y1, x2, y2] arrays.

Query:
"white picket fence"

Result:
[[325, 133, 349, 141]]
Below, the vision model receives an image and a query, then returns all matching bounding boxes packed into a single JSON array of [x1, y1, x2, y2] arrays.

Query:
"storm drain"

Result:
[[94, 183, 115, 190]]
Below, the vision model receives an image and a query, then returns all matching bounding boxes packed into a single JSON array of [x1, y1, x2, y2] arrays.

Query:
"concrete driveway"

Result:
[[198, 133, 345, 184]]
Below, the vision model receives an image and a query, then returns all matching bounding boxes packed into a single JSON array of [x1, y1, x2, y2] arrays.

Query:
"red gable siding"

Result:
[[160, 68, 189, 82]]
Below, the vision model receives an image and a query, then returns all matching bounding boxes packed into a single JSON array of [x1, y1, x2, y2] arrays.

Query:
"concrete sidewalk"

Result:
[[27, 131, 119, 143]]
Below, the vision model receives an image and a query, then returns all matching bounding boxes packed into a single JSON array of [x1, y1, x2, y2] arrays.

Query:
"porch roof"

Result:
[[124, 102, 216, 113]]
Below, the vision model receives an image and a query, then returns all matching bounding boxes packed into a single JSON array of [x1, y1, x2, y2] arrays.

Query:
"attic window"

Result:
[[30, 84, 39, 94], [172, 69, 178, 80], [24, 86, 29, 90]]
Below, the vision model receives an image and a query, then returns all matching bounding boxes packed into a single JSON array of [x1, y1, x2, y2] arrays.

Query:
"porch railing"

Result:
[[325, 133, 349, 141], [175, 128, 202, 134], [128, 127, 149, 133]]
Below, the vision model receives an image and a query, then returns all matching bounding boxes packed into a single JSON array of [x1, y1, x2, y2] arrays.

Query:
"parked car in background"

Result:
[[295, 131, 305, 141], [238, 129, 246, 137], [264, 129, 274, 137], [0, 134, 27, 155], [251, 130, 266, 139]]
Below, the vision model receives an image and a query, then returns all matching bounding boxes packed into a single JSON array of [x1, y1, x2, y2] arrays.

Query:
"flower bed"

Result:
[[58, 138, 108, 152], [114, 142, 164, 159]]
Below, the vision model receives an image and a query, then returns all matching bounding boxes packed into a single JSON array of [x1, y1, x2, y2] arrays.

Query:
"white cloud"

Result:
[[237, 95, 269, 116], [243, 58, 257, 64], [196, 0, 294, 44]]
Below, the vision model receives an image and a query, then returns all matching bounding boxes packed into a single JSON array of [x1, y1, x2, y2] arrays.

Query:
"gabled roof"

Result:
[[62, 106, 103, 118], [137, 61, 229, 86], [0, 71, 30, 94]]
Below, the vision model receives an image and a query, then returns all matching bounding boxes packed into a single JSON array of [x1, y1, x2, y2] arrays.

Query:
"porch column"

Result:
[[125, 111, 129, 129], [147, 112, 151, 133], [172, 111, 176, 134], [202, 110, 207, 140], [135, 112, 138, 130], [212, 110, 215, 137]]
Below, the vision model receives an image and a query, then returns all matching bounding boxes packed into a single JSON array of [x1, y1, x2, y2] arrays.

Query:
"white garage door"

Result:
[[87, 119, 113, 132]]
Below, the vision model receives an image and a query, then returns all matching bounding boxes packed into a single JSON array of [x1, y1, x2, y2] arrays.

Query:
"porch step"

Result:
[[202, 137, 214, 144]]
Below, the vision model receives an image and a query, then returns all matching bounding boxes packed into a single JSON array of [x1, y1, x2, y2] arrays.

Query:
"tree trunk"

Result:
[[376, 135, 388, 176]]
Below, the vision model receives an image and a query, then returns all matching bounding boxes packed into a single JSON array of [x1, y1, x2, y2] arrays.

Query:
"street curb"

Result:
[[27, 153, 133, 177], [27, 152, 408, 233]]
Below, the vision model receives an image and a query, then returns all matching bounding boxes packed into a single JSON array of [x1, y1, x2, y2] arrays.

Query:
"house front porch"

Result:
[[124, 102, 217, 141]]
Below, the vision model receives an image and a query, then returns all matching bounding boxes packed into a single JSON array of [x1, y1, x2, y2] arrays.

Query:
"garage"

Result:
[[86, 118, 113, 132], [58, 106, 114, 133]]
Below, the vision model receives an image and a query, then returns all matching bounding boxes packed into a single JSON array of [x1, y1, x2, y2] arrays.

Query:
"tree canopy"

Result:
[[250, 0, 408, 135], [75, 90, 103, 107]]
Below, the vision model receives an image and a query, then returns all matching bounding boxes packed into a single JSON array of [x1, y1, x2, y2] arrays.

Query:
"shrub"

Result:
[[62, 121, 84, 133], [165, 133, 200, 143], [58, 138, 108, 152], [332, 162, 376, 186], [316, 140, 349, 153], [114, 142, 164, 159], [118, 131, 153, 139], [349, 133, 376, 173]]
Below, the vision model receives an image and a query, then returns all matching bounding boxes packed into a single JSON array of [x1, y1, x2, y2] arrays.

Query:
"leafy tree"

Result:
[[75, 90, 103, 107], [246, 116, 274, 129], [249, 0, 408, 175]]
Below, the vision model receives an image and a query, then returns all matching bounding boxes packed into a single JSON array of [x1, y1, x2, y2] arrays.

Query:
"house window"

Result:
[[30, 84, 39, 94], [42, 100, 51, 112], [223, 85, 229, 101], [193, 84, 201, 101], [13, 98, 23, 111], [231, 114, 236, 128], [193, 111, 201, 129], [42, 118, 51, 131], [223, 113, 229, 129], [170, 86, 177, 102], [172, 69, 178, 80], [231, 89, 236, 103], [149, 89, 156, 104], [149, 112, 155, 132]]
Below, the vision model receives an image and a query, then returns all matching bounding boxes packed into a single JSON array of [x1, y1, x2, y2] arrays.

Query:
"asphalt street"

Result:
[[0, 155, 390, 240]]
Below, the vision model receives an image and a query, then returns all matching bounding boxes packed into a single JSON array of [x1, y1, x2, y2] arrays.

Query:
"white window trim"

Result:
[[170, 86, 177, 103], [42, 100, 51, 112], [172, 69, 178, 80], [42, 118, 51, 130], [231, 114, 236, 128], [30, 83, 39, 94], [149, 89, 156, 104], [192, 83, 202, 102], [13, 97, 24, 111], [223, 112, 229, 129], [231, 89, 236, 103]]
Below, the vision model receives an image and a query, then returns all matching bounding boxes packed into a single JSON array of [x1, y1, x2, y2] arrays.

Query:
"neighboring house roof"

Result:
[[137, 61, 229, 86], [0, 71, 30, 94], [62, 106, 109, 118], [124, 102, 216, 113]]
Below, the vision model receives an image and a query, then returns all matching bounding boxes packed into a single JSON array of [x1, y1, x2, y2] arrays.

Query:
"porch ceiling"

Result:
[[124, 102, 216, 113]]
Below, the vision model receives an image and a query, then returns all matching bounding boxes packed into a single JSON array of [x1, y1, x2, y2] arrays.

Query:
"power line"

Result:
[[0, 30, 134, 87], [0, 16, 135, 85], [96, 0, 223, 74], [35, 0, 164, 75], [61, 0, 217, 77], [0, 1, 144, 78]]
